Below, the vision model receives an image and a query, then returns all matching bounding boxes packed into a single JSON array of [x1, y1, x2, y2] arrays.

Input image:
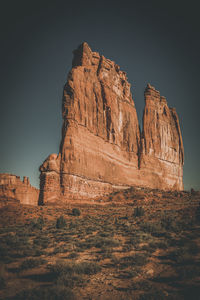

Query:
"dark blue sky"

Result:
[[0, 0, 199, 190]]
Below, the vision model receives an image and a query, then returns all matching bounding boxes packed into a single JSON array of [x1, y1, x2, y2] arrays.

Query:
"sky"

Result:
[[0, 0, 199, 190]]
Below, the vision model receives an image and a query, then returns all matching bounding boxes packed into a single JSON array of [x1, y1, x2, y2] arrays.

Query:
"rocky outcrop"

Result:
[[39, 42, 184, 204], [139, 84, 184, 190], [0, 174, 39, 206]]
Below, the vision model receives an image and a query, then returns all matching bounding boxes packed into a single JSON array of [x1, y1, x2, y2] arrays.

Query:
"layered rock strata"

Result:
[[0, 174, 39, 206], [39, 42, 184, 204]]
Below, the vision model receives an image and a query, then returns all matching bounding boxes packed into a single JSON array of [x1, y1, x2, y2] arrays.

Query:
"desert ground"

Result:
[[0, 187, 200, 299]]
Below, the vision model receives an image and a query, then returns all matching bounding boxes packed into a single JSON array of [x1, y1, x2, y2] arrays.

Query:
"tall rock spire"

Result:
[[140, 84, 184, 190], [39, 44, 184, 204]]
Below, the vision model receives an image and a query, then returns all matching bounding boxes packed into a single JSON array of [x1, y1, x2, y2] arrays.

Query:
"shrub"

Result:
[[138, 289, 167, 300], [167, 247, 192, 264], [196, 206, 200, 223], [133, 206, 145, 217], [177, 265, 200, 280], [74, 261, 101, 275], [140, 222, 165, 237], [132, 280, 153, 291], [72, 208, 81, 216], [13, 286, 75, 300], [33, 236, 49, 248], [120, 254, 148, 268], [119, 268, 139, 279], [67, 252, 79, 259], [30, 217, 44, 230], [94, 236, 120, 248], [20, 258, 46, 270], [49, 260, 101, 276], [100, 247, 113, 259], [56, 272, 84, 288], [56, 216, 66, 229], [52, 245, 68, 255], [0, 265, 6, 289]]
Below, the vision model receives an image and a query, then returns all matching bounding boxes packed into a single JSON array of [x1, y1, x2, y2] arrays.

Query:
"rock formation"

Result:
[[39, 42, 184, 204], [0, 174, 39, 206], [140, 84, 184, 190]]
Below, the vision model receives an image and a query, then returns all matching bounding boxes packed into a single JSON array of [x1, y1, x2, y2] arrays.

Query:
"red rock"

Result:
[[140, 84, 184, 190], [39, 43, 184, 203], [0, 174, 39, 206], [139, 84, 184, 190]]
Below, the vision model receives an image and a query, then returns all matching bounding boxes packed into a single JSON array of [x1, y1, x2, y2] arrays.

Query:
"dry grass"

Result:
[[0, 187, 200, 299]]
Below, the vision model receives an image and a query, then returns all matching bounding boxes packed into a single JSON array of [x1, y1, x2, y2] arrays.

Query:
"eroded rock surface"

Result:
[[140, 84, 184, 190], [0, 174, 39, 206], [39, 42, 184, 203]]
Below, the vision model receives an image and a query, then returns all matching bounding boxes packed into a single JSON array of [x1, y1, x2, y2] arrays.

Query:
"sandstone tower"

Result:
[[39, 42, 184, 204]]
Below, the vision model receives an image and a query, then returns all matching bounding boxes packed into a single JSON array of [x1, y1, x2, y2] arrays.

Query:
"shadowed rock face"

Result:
[[39, 42, 184, 203]]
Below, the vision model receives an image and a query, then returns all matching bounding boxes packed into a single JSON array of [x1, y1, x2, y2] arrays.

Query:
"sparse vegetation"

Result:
[[20, 258, 47, 270], [72, 208, 81, 216], [0, 265, 6, 289], [120, 253, 148, 268], [12, 286, 75, 300], [0, 188, 199, 299], [49, 260, 101, 289], [56, 215, 66, 229], [30, 216, 44, 230], [133, 206, 145, 217]]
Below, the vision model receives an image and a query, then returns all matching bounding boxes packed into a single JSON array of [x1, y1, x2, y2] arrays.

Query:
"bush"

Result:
[[167, 247, 192, 264], [138, 289, 167, 300], [49, 260, 101, 276], [0, 265, 6, 289], [140, 222, 165, 237], [33, 236, 49, 248], [52, 245, 68, 255], [13, 286, 75, 300], [20, 258, 46, 270], [67, 252, 79, 259], [196, 206, 200, 223], [30, 217, 44, 230], [72, 208, 81, 216], [74, 261, 101, 275], [177, 265, 200, 280], [133, 206, 145, 217], [56, 216, 66, 229], [120, 254, 148, 268], [56, 272, 84, 288], [92, 236, 119, 248]]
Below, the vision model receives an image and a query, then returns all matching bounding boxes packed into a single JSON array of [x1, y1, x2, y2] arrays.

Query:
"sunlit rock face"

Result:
[[0, 174, 39, 206], [139, 84, 184, 190], [39, 43, 184, 203]]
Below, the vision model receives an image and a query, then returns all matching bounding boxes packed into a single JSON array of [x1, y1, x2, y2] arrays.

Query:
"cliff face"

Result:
[[139, 84, 184, 190], [39, 42, 184, 204], [0, 174, 39, 206]]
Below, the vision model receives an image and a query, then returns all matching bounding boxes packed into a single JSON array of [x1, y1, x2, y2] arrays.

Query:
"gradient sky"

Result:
[[0, 0, 199, 190]]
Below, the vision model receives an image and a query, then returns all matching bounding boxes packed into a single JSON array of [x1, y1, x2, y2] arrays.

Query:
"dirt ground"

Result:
[[0, 187, 200, 299]]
